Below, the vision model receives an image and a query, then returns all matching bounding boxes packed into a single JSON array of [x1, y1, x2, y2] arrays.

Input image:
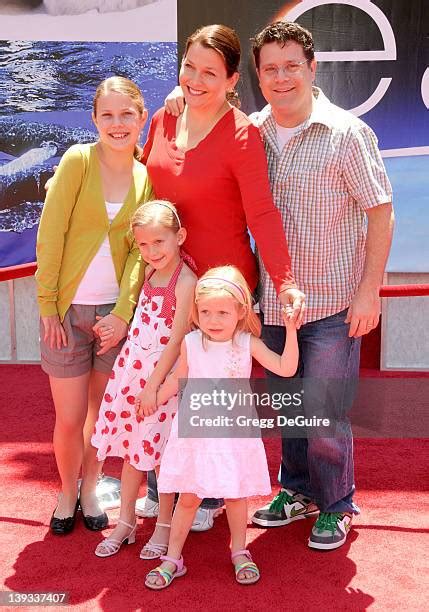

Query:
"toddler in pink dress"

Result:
[[144, 265, 299, 589]]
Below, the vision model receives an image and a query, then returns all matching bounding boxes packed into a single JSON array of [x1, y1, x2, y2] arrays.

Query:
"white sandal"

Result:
[[139, 522, 171, 560], [95, 519, 137, 558]]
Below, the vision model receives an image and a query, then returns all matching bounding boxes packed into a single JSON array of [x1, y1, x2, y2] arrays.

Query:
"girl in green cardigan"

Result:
[[36, 77, 153, 535]]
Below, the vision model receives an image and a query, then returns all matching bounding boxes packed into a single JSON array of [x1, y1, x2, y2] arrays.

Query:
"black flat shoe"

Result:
[[81, 507, 109, 531], [50, 500, 79, 535]]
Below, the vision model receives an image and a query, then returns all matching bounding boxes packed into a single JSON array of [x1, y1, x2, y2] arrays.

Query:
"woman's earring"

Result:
[[226, 89, 240, 108]]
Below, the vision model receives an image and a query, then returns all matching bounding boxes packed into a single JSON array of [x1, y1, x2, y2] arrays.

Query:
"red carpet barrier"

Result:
[[4, 264, 425, 371], [0, 262, 37, 281], [1, 263, 428, 297], [379, 284, 429, 297]]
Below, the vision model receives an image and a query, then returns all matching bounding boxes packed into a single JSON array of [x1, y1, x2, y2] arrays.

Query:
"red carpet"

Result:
[[1, 365, 428, 611]]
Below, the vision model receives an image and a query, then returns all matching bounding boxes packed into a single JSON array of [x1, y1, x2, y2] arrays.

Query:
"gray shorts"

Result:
[[40, 304, 125, 378]]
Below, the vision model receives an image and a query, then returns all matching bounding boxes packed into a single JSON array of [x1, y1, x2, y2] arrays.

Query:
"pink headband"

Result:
[[196, 277, 247, 304]]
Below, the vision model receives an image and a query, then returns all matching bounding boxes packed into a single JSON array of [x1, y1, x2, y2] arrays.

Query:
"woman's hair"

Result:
[[131, 200, 181, 233], [93, 76, 145, 116], [191, 265, 261, 340], [184, 24, 241, 107]]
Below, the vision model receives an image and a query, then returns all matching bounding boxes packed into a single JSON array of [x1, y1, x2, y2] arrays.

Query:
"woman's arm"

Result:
[[36, 146, 84, 316], [231, 122, 305, 324], [92, 233, 145, 354], [95, 262, 151, 356], [250, 312, 299, 377], [111, 178, 155, 324], [164, 85, 186, 117], [135, 271, 196, 415], [141, 113, 158, 166], [36, 146, 85, 347], [94, 179, 155, 354]]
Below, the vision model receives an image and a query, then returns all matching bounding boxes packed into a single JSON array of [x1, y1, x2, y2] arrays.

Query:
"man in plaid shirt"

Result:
[[250, 22, 394, 550]]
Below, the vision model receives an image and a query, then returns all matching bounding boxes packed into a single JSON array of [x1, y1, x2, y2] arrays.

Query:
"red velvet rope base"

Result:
[[0, 262, 37, 282], [0, 263, 428, 297], [379, 284, 429, 297]]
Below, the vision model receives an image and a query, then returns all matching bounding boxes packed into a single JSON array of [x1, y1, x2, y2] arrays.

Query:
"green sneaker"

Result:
[[252, 488, 319, 527], [308, 512, 352, 550]]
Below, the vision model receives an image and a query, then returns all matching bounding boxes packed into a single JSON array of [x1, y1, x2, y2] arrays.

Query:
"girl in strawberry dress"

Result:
[[91, 200, 196, 560]]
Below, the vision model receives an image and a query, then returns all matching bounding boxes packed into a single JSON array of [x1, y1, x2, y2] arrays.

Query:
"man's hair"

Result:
[[252, 21, 315, 69]]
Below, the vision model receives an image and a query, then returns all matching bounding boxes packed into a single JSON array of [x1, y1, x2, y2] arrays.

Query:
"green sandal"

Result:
[[145, 555, 187, 590], [231, 549, 260, 585]]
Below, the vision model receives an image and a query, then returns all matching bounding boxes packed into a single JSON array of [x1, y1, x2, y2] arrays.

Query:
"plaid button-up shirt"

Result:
[[250, 88, 392, 326]]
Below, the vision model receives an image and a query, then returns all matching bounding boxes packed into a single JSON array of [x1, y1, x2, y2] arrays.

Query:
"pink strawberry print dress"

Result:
[[91, 260, 184, 471]]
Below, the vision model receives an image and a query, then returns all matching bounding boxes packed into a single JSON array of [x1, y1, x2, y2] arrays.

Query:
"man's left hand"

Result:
[[345, 286, 380, 337]]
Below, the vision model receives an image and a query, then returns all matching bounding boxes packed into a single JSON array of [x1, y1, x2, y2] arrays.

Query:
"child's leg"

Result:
[[140, 465, 175, 558], [119, 462, 143, 521], [158, 492, 175, 525], [155, 465, 175, 524], [225, 498, 247, 552], [145, 492, 201, 587], [225, 498, 256, 581], [49, 372, 91, 517], [80, 368, 109, 515], [103, 462, 142, 542], [167, 492, 201, 558]]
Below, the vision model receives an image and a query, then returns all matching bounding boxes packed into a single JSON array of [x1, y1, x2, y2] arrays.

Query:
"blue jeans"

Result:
[[146, 470, 223, 510], [261, 309, 361, 514]]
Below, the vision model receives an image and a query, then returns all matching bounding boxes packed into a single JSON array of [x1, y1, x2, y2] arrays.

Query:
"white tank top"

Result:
[[276, 119, 306, 151], [72, 201, 122, 305]]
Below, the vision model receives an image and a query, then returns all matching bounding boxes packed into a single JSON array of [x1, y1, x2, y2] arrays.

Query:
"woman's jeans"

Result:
[[261, 309, 361, 515]]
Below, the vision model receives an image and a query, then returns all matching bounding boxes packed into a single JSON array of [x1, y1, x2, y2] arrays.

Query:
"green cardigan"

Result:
[[36, 143, 153, 323]]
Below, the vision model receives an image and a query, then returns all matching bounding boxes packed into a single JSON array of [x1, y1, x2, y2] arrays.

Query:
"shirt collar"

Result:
[[307, 87, 336, 129]]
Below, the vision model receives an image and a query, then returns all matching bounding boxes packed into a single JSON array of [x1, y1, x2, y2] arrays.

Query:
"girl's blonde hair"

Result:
[[191, 265, 261, 339], [93, 76, 145, 116], [131, 200, 181, 233]]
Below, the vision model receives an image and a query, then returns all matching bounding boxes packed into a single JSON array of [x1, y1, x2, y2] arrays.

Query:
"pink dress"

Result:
[[157, 330, 272, 498], [91, 261, 183, 471]]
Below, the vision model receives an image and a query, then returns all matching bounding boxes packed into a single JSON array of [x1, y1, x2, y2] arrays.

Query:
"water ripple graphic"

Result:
[[0, 40, 177, 114]]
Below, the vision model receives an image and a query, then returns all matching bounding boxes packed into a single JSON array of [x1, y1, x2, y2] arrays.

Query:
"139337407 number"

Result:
[[0, 591, 69, 606]]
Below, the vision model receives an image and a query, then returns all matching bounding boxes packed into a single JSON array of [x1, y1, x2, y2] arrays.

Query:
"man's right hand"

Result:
[[165, 86, 186, 116]]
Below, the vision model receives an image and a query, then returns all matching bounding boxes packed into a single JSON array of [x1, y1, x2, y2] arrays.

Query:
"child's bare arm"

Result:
[[136, 339, 189, 417], [136, 270, 196, 415], [156, 339, 189, 408], [250, 309, 299, 377]]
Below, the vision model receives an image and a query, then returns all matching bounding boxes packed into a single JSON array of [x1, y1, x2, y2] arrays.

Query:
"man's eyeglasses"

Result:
[[261, 60, 310, 78]]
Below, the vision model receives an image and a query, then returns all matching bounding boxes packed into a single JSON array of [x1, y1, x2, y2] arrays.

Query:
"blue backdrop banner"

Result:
[[0, 0, 177, 270]]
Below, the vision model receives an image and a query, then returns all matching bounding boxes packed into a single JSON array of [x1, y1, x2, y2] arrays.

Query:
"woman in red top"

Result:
[[142, 24, 299, 301]]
